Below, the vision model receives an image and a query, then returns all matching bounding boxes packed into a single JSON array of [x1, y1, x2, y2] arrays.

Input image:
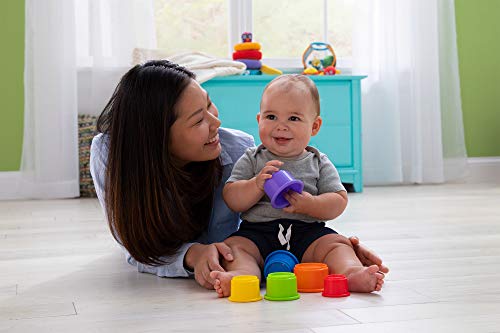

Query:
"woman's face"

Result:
[[169, 79, 222, 165]]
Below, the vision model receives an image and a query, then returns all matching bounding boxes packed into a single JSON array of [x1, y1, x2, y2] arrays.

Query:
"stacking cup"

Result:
[[263, 250, 299, 278], [322, 274, 350, 298], [264, 170, 304, 209], [264, 272, 300, 301], [294, 263, 329, 292], [228, 275, 263, 302]]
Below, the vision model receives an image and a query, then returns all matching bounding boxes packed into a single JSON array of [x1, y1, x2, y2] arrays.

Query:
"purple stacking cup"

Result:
[[264, 170, 304, 209]]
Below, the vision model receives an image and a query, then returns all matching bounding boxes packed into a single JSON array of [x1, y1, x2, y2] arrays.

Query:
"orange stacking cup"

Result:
[[293, 263, 329, 292]]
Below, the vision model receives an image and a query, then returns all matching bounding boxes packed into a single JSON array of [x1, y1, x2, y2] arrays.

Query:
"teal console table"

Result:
[[202, 74, 366, 192]]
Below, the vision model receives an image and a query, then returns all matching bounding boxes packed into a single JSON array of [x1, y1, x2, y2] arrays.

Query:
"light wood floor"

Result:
[[1, 183, 500, 332]]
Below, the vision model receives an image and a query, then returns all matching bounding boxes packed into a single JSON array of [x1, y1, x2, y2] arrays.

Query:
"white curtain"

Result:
[[0, 0, 155, 200], [76, 0, 156, 116], [352, 0, 468, 185], [14, 0, 79, 199]]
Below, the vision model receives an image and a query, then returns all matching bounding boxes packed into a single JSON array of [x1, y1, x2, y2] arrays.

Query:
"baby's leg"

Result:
[[302, 234, 384, 292], [209, 236, 263, 298]]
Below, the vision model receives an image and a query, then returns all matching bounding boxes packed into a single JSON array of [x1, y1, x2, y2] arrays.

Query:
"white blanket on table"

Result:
[[132, 49, 246, 83]]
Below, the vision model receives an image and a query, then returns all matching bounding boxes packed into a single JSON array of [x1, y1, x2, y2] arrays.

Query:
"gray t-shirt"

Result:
[[227, 144, 346, 222]]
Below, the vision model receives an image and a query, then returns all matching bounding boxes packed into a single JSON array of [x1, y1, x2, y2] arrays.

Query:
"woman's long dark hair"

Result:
[[97, 60, 222, 265]]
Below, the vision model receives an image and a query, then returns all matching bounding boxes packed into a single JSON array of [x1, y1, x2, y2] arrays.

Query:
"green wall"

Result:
[[455, 0, 500, 157], [0, 0, 24, 171], [0, 2, 498, 172]]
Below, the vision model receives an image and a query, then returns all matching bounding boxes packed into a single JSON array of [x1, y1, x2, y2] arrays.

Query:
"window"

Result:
[[154, 0, 229, 58], [153, 0, 353, 67], [254, 0, 323, 59], [326, 0, 353, 60]]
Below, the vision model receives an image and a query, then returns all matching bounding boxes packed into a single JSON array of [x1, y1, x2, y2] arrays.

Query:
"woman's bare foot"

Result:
[[345, 264, 384, 292], [209, 271, 237, 298]]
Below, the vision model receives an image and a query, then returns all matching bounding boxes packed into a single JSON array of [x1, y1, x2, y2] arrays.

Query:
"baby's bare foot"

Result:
[[345, 265, 384, 292], [209, 271, 236, 298]]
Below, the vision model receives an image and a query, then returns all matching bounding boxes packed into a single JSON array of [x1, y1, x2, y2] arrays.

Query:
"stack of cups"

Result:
[[233, 33, 262, 74]]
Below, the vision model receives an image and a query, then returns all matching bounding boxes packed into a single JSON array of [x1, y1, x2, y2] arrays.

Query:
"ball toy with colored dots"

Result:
[[302, 42, 340, 75]]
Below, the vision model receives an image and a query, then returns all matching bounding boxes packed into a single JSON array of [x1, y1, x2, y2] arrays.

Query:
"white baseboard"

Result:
[[0, 171, 79, 200], [0, 171, 21, 200], [465, 157, 500, 184]]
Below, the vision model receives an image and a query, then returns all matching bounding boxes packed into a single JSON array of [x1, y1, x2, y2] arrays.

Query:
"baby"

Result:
[[210, 74, 384, 297]]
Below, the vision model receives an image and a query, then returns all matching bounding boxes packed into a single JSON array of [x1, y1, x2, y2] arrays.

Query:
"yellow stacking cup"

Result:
[[228, 275, 263, 303]]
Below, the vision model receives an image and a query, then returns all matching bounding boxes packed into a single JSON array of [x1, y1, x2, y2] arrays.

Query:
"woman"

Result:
[[90, 60, 388, 289]]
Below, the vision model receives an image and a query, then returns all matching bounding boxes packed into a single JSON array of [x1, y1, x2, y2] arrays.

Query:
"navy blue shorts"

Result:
[[230, 219, 338, 262]]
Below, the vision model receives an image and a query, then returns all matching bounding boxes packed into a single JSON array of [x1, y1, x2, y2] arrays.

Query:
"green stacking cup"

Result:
[[264, 272, 300, 301]]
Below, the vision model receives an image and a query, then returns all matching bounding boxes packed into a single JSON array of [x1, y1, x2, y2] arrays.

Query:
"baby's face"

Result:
[[258, 83, 321, 158]]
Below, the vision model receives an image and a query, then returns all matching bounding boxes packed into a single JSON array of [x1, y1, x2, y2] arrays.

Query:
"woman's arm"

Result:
[[123, 242, 234, 286], [91, 135, 235, 282], [125, 243, 195, 277]]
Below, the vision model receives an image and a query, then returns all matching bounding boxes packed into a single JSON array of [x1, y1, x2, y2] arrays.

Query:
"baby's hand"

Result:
[[254, 160, 283, 191], [282, 191, 315, 215]]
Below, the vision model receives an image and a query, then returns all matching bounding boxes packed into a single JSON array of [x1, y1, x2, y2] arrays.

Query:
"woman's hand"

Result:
[[184, 243, 234, 289], [349, 236, 389, 273]]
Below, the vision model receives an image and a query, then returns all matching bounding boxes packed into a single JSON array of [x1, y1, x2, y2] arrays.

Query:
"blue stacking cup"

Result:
[[263, 250, 299, 278]]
